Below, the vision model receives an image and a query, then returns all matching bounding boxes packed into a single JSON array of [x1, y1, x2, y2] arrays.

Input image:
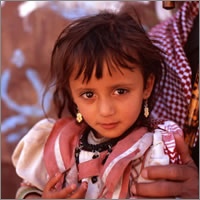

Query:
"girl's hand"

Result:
[[131, 132, 199, 198], [42, 172, 88, 199]]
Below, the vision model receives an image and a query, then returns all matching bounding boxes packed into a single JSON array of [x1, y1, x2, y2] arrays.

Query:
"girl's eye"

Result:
[[81, 91, 94, 99], [114, 88, 128, 95]]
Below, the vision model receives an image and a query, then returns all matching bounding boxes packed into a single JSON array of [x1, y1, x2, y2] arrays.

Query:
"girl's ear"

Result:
[[143, 74, 155, 99]]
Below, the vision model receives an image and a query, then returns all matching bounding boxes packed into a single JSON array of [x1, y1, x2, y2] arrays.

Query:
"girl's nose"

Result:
[[98, 98, 115, 117]]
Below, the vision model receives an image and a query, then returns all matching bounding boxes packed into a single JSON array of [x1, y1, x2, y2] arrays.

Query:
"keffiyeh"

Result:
[[149, 1, 199, 147]]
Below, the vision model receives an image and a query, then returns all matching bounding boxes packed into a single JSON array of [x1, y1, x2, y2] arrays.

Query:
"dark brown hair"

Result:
[[43, 9, 164, 121]]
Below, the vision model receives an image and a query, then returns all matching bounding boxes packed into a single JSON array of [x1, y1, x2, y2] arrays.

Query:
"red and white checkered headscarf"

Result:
[[148, 1, 199, 145]]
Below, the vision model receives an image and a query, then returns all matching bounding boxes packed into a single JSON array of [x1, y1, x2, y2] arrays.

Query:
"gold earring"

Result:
[[76, 111, 83, 123], [144, 99, 149, 118]]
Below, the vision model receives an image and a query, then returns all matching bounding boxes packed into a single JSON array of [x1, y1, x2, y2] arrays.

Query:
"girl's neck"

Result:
[[80, 123, 138, 152], [88, 130, 110, 144]]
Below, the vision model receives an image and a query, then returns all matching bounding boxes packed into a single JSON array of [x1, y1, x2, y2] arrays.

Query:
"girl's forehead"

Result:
[[70, 63, 141, 84], [70, 57, 141, 83]]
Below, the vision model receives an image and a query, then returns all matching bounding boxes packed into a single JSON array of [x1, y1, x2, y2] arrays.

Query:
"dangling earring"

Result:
[[144, 99, 149, 118], [76, 111, 83, 123]]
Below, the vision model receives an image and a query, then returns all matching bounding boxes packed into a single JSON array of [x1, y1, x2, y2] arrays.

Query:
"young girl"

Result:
[[12, 9, 183, 199]]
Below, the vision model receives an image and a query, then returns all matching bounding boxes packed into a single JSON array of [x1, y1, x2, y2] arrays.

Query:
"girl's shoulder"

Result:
[[12, 116, 80, 149], [20, 118, 56, 142], [11, 117, 79, 165]]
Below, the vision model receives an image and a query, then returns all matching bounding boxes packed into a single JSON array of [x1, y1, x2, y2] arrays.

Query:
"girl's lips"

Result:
[[99, 122, 119, 129]]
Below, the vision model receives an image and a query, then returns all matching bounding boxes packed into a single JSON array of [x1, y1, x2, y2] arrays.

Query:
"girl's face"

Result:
[[69, 65, 154, 138]]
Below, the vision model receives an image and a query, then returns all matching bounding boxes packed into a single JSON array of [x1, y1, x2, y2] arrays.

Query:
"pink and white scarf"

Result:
[[44, 118, 181, 198]]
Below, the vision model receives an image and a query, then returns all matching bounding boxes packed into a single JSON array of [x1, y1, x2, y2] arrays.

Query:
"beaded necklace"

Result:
[[74, 125, 135, 183]]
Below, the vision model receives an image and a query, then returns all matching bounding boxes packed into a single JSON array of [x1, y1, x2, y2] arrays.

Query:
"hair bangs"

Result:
[[72, 44, 140, 83]]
